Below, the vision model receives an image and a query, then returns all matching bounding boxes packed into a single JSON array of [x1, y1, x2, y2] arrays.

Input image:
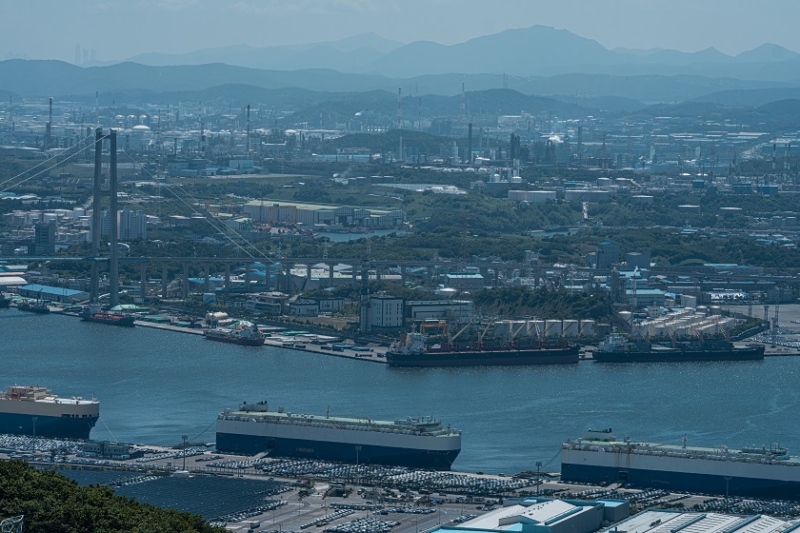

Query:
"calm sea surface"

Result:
[[3, 309, 799, 473]]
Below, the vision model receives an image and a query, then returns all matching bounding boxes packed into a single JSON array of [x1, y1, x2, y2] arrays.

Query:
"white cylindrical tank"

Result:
[[579, 320, 595, 337], [493, 320, 513, 338], [545, 319, 562, 338], [507, 320, 527, 339], [562, 320, 579, 337], [530, 320, 545, 338]]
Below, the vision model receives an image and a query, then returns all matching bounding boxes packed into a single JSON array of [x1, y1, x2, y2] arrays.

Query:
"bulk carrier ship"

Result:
[[386, 332, 579, 367], [594, 334, 764, 363], [561, 429, 800, 500], [0, 385, 99, 439], [216, 402, 461, 470]]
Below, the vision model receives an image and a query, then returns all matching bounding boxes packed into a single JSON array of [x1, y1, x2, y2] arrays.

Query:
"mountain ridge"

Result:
[[115, 25, 800, 81]]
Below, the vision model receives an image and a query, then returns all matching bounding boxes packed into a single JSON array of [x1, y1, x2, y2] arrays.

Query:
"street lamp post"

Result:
[[31, 417, 38, 439], [724, 476, 732, 498], [355, 445, 362, 487]]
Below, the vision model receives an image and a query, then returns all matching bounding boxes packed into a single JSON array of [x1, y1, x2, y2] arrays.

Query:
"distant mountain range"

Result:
[[0, 59, 792, 105], [118, 26, 800, 82], [2, 25, 800, 111]]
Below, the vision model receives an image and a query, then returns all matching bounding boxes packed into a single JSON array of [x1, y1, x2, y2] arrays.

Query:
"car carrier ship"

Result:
[[385, 332, 579, 367], [561, 429, 800, 500], [216, 402, 461, 470], [0, 385, 99, 439]]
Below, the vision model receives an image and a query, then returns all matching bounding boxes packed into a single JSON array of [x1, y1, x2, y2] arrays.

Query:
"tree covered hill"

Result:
[[0, 461, 218, 533], [472, 286, 615, 322]]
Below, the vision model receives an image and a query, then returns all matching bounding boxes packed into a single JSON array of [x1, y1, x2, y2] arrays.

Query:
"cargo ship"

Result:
[[385, 332, 579, 367], [81, 304, 135, 327], [216, 402, 461, 470], [0, 385, 99, 439], [594, 334, 765, 362], [561, 429, 800, 500], [203, 324, 265, 346]]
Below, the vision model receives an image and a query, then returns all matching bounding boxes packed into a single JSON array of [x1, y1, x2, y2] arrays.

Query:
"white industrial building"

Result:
[[431, 498, 628, 533], [508, 190, 557, 203], [601, 511, 796, 533], [361, 296, 404, 331], [243, 200, 405, 229], [565, 190, 612, 203], [406, 300, 474, 319]]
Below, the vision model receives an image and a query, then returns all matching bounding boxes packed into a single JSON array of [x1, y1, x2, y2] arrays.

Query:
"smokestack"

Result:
[[46, 97, 53, 150], [397, 88, 402, 129], [467, 123, 473, 166], [95, 91, 99, 127], [246, 104, 251, 154], [785, 143, 790, 175], [461, 83, 466, 119]]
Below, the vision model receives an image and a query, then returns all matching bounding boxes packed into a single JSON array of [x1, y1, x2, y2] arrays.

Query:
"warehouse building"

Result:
[[243, 200, 405, 229]]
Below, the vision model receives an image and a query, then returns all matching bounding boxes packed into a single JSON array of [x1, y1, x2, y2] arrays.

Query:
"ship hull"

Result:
[[561, 462, 800, 500], [204, 334, 264, 346], [561, 444, 800, 501], [593, 346, 764, 363], [216, 415, 461, 470], [386, 345, 579, 367], [0, 412, 98, 440], [216, 432, 459, 470], [82, 314, 136, 327]]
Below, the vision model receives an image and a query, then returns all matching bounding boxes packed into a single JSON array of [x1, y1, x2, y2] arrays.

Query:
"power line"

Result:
[[0, 132, 96, 190], [119, 149, 270, 261]]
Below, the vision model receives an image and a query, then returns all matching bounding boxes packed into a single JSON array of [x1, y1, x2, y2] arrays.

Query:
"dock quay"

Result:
[[5, 434, 800, 529]]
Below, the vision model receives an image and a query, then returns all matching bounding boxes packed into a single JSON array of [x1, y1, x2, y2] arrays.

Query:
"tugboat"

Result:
[[81, 303, 136, 327]]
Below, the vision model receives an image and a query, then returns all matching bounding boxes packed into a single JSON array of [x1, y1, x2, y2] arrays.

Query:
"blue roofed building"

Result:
[[18, 283, 89, 303]]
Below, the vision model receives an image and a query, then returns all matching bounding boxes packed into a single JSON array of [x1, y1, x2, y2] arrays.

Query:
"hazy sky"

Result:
[[5, 0, 800, 62]]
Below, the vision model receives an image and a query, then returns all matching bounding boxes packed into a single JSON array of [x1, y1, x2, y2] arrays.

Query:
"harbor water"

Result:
[[4, 309, 800, 474]]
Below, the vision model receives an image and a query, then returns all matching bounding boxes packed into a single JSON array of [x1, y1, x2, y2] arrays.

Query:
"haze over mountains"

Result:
[[2, 24, 800, 116], [121, 26, 800, 82]]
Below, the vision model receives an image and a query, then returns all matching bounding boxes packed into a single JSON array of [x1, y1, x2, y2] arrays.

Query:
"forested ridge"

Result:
[[0, 461, 218, 533]]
